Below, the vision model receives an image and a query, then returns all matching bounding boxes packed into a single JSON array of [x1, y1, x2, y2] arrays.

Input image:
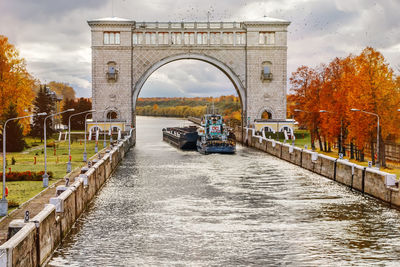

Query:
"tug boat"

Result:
[[162, 126, 198, 150], [197, 113, 236, 154]]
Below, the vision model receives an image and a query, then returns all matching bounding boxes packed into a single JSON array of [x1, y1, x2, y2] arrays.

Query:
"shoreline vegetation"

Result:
[[136, 96, 242, 126]]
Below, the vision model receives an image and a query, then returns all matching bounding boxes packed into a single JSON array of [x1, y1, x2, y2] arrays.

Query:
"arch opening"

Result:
[[133, 53, 246, 113], [261, 111, 272, 120], [107, 111, 118, 119]]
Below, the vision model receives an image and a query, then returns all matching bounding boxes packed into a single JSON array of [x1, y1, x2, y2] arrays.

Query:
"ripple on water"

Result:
[[48, 117, 400, 266]]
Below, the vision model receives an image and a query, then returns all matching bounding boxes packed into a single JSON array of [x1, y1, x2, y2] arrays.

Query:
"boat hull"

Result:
[[162, 127, 198, 150], [196, 140, 236, 154]]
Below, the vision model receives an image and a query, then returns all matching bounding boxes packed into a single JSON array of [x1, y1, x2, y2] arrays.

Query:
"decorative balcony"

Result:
[[261, 71, 273, 81], [107, 67, 118, 81]]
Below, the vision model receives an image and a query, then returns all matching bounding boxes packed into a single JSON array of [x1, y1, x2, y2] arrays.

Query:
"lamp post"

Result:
[[109, 110, 113, 146], [103, 110, 108, 148], [1, 112, 47, 216], [93, 109, 107, 153], [351, 108, 380, 169], [43, 109, 74, 187], [102, 109, 121, 148], [67, 110, 93, 173], [83, 110, 95, 162], [319, 110, 343, 156]]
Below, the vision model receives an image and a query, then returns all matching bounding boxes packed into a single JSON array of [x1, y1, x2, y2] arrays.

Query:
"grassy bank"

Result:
[[279, 130, 400, 177], [1, 137, 110, 213]]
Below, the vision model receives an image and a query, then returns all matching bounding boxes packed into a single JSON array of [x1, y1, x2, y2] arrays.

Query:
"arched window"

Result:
[[261, 61, 272, 81], [261, 111, 272, 119], [106, 111, 118, 119], [107, 61, 118, 81], [263, 126, 275, 133], [279, 126, 294, 135], [90, 126, 101, 132]]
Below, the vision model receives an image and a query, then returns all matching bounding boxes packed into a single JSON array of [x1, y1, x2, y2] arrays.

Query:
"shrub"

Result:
[[11, 157, 16, 165], [8, 200, 19, 209], [46, 142, 55, 148], [0, 171, 53, 181]]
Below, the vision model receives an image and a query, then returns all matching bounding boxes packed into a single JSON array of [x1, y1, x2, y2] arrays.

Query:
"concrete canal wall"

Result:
[[237, 127, 400, 206], [0, 130, 136, 267]]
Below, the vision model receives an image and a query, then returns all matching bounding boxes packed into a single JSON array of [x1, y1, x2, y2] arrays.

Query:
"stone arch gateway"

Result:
[[88, 17, 290, 130]]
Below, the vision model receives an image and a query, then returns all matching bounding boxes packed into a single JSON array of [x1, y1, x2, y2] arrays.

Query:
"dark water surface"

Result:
[[48, 116, 400, 266]]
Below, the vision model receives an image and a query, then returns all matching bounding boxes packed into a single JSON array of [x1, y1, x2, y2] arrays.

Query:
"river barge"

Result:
[[197, 113, 236, 154], [162, 126, 198, 150]]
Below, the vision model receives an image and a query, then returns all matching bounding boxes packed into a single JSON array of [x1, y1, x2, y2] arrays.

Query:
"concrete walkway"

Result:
[[0, 150, 106, 245]]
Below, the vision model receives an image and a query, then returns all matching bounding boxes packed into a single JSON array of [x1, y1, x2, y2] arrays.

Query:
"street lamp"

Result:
[[103, 109, 120, 148], [67, 110, 93, 173], [83, 110, 95, 162], [351, 108, 380, 168], [319, 110, 344, 155], [43, 109, 74, 187], [103, 110, 109, 148], [92, 109, 107, 153], [1, 112, 47, 216]]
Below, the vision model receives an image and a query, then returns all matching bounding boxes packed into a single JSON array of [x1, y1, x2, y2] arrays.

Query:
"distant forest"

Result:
[[136, 95, 242, 125]]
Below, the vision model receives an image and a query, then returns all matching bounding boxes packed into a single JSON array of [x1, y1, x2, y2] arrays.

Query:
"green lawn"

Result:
[[1, 137, 110, 212]]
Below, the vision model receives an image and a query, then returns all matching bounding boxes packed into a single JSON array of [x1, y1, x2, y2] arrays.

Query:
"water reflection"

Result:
[[49, 116, 400, 266]]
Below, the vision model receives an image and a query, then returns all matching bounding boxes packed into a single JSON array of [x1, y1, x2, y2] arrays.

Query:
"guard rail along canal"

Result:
[[0, 129, 135, 267], [237, 127, 400, 206]]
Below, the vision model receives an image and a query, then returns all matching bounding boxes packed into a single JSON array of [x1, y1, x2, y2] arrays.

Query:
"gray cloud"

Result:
[[1, 0, 399, 98]]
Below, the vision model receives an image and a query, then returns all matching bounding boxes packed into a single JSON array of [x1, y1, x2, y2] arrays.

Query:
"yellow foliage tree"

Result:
[[0, 35, 35, 133]]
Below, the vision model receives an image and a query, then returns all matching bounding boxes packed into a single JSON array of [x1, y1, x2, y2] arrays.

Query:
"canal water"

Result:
[[49, 116, 400, 266]]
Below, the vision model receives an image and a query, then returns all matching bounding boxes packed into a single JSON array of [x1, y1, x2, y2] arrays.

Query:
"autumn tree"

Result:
[[48, 81, 76, 102], [0, 35, 35, 133], [31, 85, 55, 141], [290, 47, 400, 166], [347, 47, 399, 167], [290, 65, 323, 150], [62, 98, 92, 130], [0, 103, 26, 152]]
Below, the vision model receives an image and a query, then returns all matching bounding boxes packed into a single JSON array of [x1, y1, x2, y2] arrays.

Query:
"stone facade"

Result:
[[88, 17, 290, 129]]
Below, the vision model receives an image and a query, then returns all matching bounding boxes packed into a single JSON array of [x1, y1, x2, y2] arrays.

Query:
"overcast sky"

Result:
[[1, 0, 399, 98]]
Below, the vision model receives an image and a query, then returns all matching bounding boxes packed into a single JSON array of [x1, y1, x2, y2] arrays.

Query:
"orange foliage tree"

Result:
[[0, 35, 35, 133], [289, 47, 399, 167]]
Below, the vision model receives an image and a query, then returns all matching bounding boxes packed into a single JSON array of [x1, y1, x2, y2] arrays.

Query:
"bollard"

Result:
[[7, 219, 25, 240], [55, 186, 68, 196]]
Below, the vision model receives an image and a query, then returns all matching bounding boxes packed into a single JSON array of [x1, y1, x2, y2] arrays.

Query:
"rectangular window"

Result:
[[197, 32, 207, 45], [267, 32, 275, 45], [189, 33, 195, 44], [235, 32, 245, 45], [104, 33, 110, 44], [151, 33, 156, 44], [158, 32, 169, 45], [184, 32, 195, 45], [222, 32, 233, 44], [104, 32, 120, 45], [133, 33, 138, 44], [171, 32, 182, 45], [259, 32, 275, 45], [184, 33, 189, 44], [145, 33, 151, 44], [210, 32, 220, 45]]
